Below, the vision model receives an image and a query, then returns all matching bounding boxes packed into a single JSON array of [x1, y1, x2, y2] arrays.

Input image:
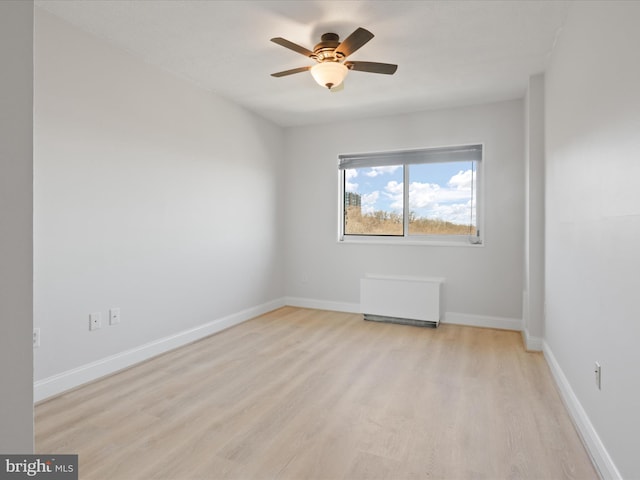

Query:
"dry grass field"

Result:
[[345, 207, 476, 236]]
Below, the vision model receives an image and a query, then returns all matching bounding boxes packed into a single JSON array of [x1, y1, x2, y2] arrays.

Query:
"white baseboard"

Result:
[[34, 298, 285, 403], [442, 311, 522, 331], [522, 328, 543, 351], [284, 299, 522, 331], [33, 299, 521, 402], [283, 296, 360, 314], [543, 342, 621, 480]]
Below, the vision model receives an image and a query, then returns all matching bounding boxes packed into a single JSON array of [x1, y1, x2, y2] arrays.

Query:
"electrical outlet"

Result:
[[33, 328, 40, 348], [90, 312, 102, 331], [109, 307, 121, 325], [595, 362, 601, 390]]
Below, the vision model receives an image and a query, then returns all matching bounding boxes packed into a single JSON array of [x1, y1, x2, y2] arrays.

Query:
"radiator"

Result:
[[360, 275, 444, 327]]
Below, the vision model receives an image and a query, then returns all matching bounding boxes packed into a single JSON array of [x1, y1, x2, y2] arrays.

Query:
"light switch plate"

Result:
[[109, 308, 121, 325], [90, 312, 102, 331]]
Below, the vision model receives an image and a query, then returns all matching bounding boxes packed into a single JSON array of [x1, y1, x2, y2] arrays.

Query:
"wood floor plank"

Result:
[[35, 307, 598, 479]]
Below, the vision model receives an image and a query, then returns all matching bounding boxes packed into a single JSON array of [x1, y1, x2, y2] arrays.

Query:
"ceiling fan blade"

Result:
[[335, 27, 374, 59], [345, 61, 398, 75], [271, 66, 312, 78], [270, 37, 315, 58]]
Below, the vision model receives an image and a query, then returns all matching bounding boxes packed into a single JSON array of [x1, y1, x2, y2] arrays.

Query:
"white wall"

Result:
[[522, 74, 545, 349], [284, 100, 524, 323], [545, 2, 640, 478], [0, 0, 34, 452], [33, 10, 284, 384]]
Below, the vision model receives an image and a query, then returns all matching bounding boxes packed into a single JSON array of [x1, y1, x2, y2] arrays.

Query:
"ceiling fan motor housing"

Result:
[[313, 33, 343, 62]]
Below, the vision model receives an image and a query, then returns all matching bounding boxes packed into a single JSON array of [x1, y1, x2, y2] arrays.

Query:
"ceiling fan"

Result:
[[270, 27, 398, 90]]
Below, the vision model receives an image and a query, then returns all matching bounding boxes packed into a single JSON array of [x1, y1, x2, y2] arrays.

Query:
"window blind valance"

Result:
[[338, 144, 482, 170]]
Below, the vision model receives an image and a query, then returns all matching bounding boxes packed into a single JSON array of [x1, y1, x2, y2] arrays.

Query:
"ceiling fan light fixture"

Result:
[[310, 62, 348, 90], [271, 28, 397, 89]]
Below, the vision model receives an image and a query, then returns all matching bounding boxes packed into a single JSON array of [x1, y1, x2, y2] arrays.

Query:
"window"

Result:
[[338, 144, 482, 244]]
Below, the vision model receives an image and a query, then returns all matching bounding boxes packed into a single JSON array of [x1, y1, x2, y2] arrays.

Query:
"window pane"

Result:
[[407, 161, 476, 235], [344, 166, 403, 235]]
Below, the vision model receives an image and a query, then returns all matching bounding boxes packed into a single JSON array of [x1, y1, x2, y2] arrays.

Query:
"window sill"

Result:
[[337, 236, 484, 247]]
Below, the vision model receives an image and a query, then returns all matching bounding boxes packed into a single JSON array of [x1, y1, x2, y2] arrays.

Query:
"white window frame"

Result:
[[337, 144, 484, 247]]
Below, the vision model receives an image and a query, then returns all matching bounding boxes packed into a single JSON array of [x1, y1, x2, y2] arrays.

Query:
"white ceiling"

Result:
[[36, 0, 569, 127]]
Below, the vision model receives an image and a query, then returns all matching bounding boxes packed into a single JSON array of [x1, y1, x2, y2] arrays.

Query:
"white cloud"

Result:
[[408, 182, 440, 209], [385, 180, 403, 194], [448, 169, 473, 191], [345, 169, 359, 192], [384, 181, 404, 210], [406, 175, 475, 225], [406, 172, 473, 206], [361, 191, 380, 214], [427, 200, 475, 225], [365, 165, 401, 177]]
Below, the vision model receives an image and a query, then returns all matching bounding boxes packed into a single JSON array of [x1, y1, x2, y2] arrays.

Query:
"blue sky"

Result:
[[345, 161, 476, 225]]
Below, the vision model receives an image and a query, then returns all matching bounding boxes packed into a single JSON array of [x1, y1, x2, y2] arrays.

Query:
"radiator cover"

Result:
[[360, 275, 444, 326]]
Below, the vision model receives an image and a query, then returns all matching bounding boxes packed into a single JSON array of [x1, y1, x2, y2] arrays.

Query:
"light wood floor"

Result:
[[36, 307, 598, 480]]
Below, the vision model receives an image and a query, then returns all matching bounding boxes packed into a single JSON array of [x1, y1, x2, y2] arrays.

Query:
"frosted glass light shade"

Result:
[[310, 62, 348, 90]]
